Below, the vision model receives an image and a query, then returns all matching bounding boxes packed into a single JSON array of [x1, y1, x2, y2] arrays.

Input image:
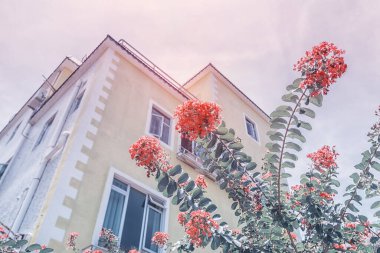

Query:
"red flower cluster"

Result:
[[319, 192, 333, 200], [178, 212, 187, 226], [195, 175, 208, 189], [174, 100, 222, 141], [307, 145, 338, 171], [66, 232, 79, 249], [151, 232, 169, 247], [182, 210, 219, 247], [128, 249, 140, 253], [83, 250, 103, 253], [129, 136, 172, 177], [293, 42, 347, 96]]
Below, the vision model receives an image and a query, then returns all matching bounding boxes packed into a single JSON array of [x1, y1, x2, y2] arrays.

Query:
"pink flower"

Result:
[[195, 175, 207, 189], [294, 42, 347, 96], [174, 100, 222, 141], [261, 172, 272, 180], [307, 145, 338, 170], [128, 249, 140, 253], [152, 232, 169, 247]]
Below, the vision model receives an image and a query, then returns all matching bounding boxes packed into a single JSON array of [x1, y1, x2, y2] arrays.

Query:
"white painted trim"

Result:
[[243, 113, 261, 145], [144, 99, 175, 151], [92, 166, 170, 249]]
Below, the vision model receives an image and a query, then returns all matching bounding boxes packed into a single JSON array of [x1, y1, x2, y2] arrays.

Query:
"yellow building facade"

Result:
[[0, 35, 270, 252]]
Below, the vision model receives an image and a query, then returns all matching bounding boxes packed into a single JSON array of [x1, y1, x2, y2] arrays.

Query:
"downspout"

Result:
[[12, 82, 83, 233]]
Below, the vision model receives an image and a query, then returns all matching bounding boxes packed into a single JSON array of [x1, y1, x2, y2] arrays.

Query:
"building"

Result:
[[0, 35, 270, 252]]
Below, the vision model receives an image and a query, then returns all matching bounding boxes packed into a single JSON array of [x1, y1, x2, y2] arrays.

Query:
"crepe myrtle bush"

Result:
[[2, 42, 380, 253], [129, 42, 380, 253]]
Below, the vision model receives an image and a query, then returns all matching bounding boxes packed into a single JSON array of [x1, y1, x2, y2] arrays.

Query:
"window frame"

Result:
[[33, 114, 56, 150], [244, 115, 260, 143], [145, 100, 174, 150], [93, 168, 169, 252]]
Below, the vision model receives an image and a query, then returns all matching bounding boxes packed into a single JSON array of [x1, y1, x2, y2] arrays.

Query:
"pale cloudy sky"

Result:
[[0, 0, 379, 211]]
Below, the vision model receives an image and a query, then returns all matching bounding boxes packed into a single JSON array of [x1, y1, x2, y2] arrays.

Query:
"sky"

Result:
[[0, 1, 379, 213]]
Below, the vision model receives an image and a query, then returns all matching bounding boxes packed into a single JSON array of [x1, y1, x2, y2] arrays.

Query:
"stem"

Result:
[[213, 133, 274, 207], [339, 143, 380, 220], [277, 89, 307, 208], [286, 230, 298, 253]]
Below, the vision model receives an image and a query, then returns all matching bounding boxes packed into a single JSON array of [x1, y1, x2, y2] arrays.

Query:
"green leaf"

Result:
[[207, 134, 218, 148], [285, 142, 302, 151], [288, 132, 306, 143], [167, 180, 177, 196], [299, 107, 315, 118], [371, 201, 380, 209], [178, 173, 189, 185], [14, 239, 28, 248], [282, 161, 295, 168], [216, 127, 228, 135], [266, 143, 281, 152], [269, 132, 283, 141], [271, 117, 287, 124], [371, 161, 380, 172], [374, 210, 380, 218], [171, 195, 181, 205], [231, 202, 238, 210], [350, 173, 360, 183], [220, 133, 234, 142], [228, 142, 244, 150], [309, 93, 323, 107], [284, 152, 298, 161], [354, 162, 366, 170], [40, 248, 54, 253], [192, 188, 203, 199], [206, 204, 217, 213], [211, 235, 221, 250], [179, 200, 190, 212], [270, 109, 291, 118], [25, 244, 42, 252], [282, 93, 299, 103], [281, 173, 292, 178], [286, 78, 303, 91], [246, 162, 257, 171], [299, 121, 312, 130], [185, 181, 195, 192], [215, 142, 224, 158], [158, 174, 169, 192], [169, 165, 182, 176], [199, 197, 211, 207], [271, 123, 286, 129], [347, 203, 359, 212]]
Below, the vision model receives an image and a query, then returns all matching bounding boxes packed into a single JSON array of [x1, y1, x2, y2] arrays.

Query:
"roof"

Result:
[[183, 63, 271, 121]]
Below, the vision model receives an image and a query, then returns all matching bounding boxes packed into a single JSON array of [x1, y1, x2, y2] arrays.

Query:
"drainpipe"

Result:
[[12, 82, 83, 233]]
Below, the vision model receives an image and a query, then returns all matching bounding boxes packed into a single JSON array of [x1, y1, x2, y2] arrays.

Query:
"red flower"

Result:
[[307, 145, 338, 171], [319, 192, 333, 200], [184, 210, 219, 247], [178, 212, 187, 226], [66, 232, 79, 249], [174, 100, 222, 141], [294, 42, 347, 96], [152, 232, 169, 247], [290, 232, 297, 240], [129, 136, 172, 177], [128, 249, 140, 253], [195, 175, 208, 189]]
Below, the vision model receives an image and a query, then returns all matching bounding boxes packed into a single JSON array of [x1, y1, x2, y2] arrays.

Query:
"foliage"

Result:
[[129, 42, 380, 253]]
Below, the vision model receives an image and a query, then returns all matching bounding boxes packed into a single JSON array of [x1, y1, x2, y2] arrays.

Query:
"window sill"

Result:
[[176, 147, 216, 181]]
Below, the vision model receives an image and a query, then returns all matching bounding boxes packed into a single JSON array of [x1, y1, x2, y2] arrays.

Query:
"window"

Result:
[[7, 122, 21, 144], [0, 163, 8, 180], [69, 91, 84, 116], [33, 114, 56, 149], [245, 117, 258, 141], [149, 107, 171, 145], [102, 178, 165, 253]]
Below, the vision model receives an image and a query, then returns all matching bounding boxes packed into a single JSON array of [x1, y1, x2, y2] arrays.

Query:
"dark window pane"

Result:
[[149, 115, 162, 137], [161, 125, 170, 144], [103, 190, 125, 236], [181, 137, 193, 153], [120, 188, 146, 251], [144, 208, 162, 252], [113, 178, 128, 191]]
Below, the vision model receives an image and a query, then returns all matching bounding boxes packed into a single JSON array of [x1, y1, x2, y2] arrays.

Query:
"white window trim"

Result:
[[145, 100, 175, 151], [243, 114, 260, 145], [92, 167, 170, 251]]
